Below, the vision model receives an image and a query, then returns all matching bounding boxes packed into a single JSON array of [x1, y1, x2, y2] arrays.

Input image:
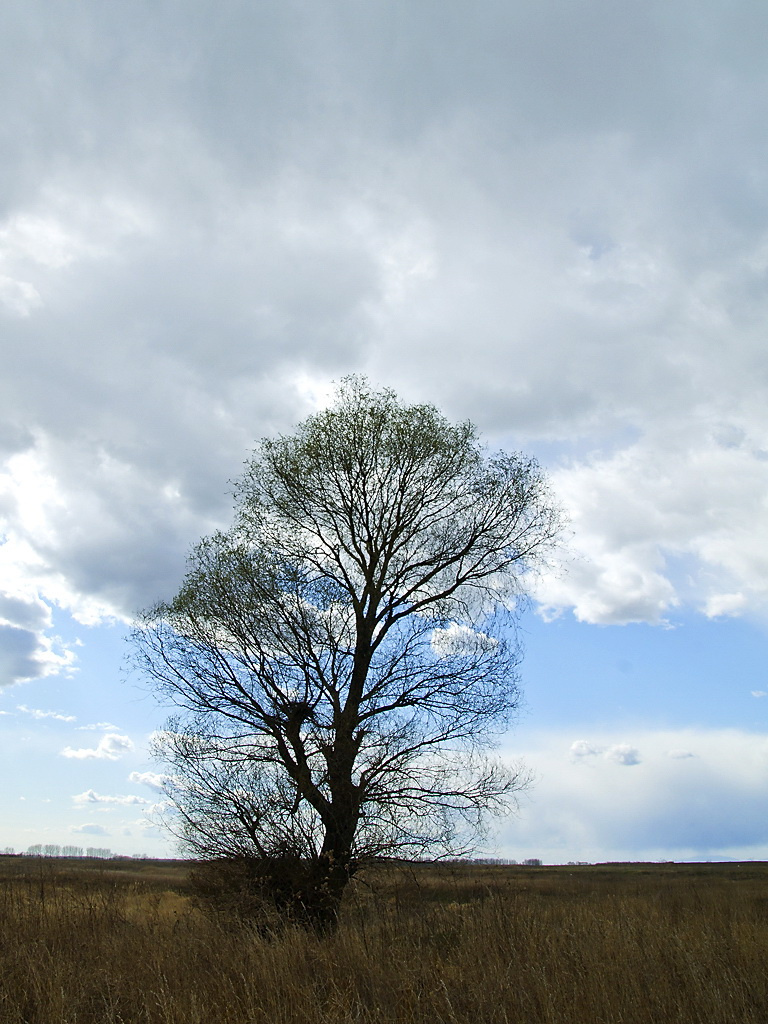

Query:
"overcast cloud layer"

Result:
[[1, 1, 768, 685]]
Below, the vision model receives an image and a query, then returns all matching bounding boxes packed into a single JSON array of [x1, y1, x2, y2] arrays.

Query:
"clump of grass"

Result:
[[0, 856, 766, 1023]]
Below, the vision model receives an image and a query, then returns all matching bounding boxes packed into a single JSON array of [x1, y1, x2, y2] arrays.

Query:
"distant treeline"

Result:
[[1, 845, 144, 859], [445, 857, 546, 866]]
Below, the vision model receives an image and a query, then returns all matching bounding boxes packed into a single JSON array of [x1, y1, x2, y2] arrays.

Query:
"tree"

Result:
[[132, 378, 562, 928]]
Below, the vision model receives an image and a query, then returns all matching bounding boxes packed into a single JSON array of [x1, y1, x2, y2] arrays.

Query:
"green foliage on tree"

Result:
[[132, 378, 562, 928]]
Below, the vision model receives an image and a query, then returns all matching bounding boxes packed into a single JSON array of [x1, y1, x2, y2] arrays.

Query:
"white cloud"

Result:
[[17, 704, 75, 722], [752, 691, 767, 699], [705, 593, 747, 618], [605, 743, 642, 766], [71, 823, 110, 836], [77, 722, 120, 731], [570, 739, 641, 765], [535, 430, 768, 624], [72, 789, 148, 806], [127, 770, 169, 793], [61, 733, 133, 761], [431, 623, 499, 658], [145, 800, 175, 816], [570, 740, 603, 758]]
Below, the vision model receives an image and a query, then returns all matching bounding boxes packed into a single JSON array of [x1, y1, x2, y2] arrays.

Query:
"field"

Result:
[[0, 855, 766, 1023]]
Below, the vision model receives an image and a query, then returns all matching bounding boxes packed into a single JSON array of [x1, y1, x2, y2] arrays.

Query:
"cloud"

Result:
[[0, 594, 51, 632], [1, 1, 768, 635], [570, 740, 603, 758], [570, 740, 641, 765], [502, 728, 768, 862], [534, 430, 768, 624], [71, 823, 109, 836], [605, 743, 642, 767], [127, 770, 170, 793], [77, 722, 120, 731], [0, 620, 75, 688], [17, 704, 75, 722], [0, 275, 41, 318], [431, 623, 499, 658], [61, 733, 133, 761], [145, 801, 175, 817], [705, 593, 747, 618], [73, 789, 148, 806], [0, 586, 76, 686], [752, 691, 767, 699]]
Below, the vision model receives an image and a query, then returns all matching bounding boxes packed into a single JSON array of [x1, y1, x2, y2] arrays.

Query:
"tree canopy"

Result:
[[132, 378, 562, 926]]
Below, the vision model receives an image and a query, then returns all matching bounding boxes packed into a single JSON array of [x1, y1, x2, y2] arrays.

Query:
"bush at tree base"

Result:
[[189, 854, 356, 932]]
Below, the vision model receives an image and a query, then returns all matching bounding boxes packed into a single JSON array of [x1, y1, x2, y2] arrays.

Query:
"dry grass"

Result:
[[0, 855, 766, 1023]]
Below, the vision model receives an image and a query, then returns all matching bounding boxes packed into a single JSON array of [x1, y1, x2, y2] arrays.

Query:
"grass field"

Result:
[[0, 854, 766, 1023]]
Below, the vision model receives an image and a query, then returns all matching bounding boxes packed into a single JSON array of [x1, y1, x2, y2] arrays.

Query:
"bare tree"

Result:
[[132, 378, 562, 928]]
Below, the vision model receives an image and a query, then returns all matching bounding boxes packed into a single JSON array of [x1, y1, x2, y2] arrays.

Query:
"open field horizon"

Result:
[[2, 854, 766, 1023], [3, 850, 768, 867]]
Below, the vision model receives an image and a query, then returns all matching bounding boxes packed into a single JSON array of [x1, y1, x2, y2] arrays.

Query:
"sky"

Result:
[[0, 0, 766, 863]]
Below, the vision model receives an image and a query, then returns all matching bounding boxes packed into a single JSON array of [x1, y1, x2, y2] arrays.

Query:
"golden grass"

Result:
[[0, 855, 766, 1023]]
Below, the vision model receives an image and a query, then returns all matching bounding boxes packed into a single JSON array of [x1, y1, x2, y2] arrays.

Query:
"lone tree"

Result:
[[132, 378, 562, 928]]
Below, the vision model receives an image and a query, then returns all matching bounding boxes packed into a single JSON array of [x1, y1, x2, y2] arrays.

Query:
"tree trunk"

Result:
[[300, 848, 355, 932]]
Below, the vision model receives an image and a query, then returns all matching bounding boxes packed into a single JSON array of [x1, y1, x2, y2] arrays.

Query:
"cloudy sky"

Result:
[[1, 0, 767, 862]]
